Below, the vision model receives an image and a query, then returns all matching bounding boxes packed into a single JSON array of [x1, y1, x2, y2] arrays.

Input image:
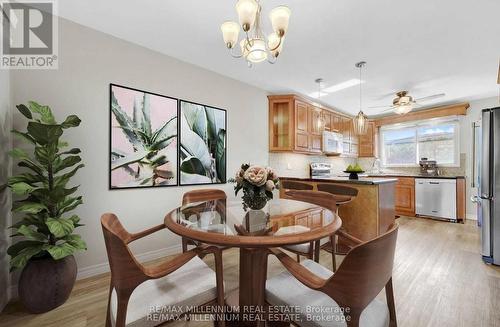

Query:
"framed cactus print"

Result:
[[179, 100, 227, 186], [109, 84, 178, 189]]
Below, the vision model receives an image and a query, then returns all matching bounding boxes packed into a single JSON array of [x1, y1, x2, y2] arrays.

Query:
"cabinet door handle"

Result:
[[429, 182, 440, 185]]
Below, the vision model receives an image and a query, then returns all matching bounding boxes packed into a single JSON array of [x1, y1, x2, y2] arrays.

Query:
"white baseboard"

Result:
[[466, 213, 477, 221], [9, 244, 182, 300]]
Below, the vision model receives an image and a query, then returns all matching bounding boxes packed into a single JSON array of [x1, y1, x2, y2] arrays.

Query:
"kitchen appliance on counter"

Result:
[[419, 158, 438, 176], [322, 131, 343, 155], [310, 163, 332, 178], [477, 107, 500, 265], [415, 178, 457, 221]]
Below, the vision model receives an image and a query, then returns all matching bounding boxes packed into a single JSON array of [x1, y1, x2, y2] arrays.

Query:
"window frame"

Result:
[[379, 116, 460, 168]]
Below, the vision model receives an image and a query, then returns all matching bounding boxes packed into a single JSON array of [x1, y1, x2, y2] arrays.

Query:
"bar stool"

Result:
[[316, 183, 359, 271]]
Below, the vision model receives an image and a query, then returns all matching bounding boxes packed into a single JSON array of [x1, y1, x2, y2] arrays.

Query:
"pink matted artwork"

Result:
[[110, 84, 178, 188]]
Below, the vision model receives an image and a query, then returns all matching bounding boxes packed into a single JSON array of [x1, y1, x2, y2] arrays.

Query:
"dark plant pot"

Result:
[[348, 172, 359, 180], [242, 188, 269, 210], [18, 255, 77, 313]]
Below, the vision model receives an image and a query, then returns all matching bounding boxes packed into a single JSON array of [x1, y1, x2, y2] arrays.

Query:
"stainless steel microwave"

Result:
[[322, 131, 343, 155]]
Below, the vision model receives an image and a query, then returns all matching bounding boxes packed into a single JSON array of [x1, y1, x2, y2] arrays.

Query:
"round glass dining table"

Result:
[[164, 196, 342, 326]]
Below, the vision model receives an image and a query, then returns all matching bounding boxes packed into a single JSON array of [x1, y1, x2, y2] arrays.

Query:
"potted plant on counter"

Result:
[[6, 101, 86, 313]]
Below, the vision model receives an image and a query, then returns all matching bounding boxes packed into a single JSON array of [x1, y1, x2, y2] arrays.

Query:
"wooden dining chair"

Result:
[[266, 223, 399, 327], [101, 213, 225, 327], [181, 189, 227, 253], [316, 183, 359, 270]]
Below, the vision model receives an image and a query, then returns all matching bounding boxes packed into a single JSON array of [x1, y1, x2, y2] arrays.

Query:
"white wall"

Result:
[[0, 70, 12, 310], [459, 96, 499, 219], [10, 18, 268, 280]]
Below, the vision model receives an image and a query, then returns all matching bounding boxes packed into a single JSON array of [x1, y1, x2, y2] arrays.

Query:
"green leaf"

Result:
[[27, 122, 63, 145], [132, 96, 143, 129], [53, 155, 82, 173], [64, 234, 87, 250], [180, 156, 206, 176], [58, 196, 83, 215], [28, 101, 56, 124], [151, 116, 177, 147], [9, 148, 30, 160], [61, 115, 81, 129], [179, 114, 212, 170], [11, 129, 36, 144], [16, 104, 32, 119], [13, 202, 47, 214], [18, 158, 44, 176], [8, 173, 45, 185], [111, 91, 145, 150], [53, 164, 84, 188], [111, 150, 149, 170], [34, 146, 57, 165], [60, 148, 81, 155], [215, 129, 226, 183], [46, 243, 75, 260], [10, 245, 45, 270], [7, 240, 44, 257], [206, 106, 225, 143], [17, 225, 47, 241], [46, 217, 75, 238], [182, 102, 208, 142], [9, 182, 41, 195], [142, 94, 152, 138], [68, 214, 83, 227], [180, 172, 211, 184]]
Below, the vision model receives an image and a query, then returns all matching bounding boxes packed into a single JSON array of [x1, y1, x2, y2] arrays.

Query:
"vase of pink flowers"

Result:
[[230, 164, 280, 210]]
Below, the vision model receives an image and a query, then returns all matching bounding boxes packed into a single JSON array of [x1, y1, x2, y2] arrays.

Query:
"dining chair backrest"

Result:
[[284, 190, 338, 213], [323, 223, 398, 315], [316, 183, 359, 197], [101, 214, 146, 290], [182, 189, 227, 205], [281, 180, 314, 191]]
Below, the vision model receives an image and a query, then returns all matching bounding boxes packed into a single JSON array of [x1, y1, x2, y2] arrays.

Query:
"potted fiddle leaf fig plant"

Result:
[[7, 101, 86, 313]]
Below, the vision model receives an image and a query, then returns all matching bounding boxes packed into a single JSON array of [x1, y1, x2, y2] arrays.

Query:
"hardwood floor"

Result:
[[1, 216, 499, 326]]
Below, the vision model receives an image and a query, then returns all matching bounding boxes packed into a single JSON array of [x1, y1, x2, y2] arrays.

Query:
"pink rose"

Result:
[[266, 167, 276, 180], [265, 180, 275, 191], [243, 166, 268, 186]]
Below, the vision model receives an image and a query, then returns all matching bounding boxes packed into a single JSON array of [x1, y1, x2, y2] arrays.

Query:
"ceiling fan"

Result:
[[369, 90, 445, 115]]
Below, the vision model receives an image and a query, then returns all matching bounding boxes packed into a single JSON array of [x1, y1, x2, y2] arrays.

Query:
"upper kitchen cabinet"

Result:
[[268, 95, 324, 154], [358, 121, 376, 157], [268, 94, 360, 155]]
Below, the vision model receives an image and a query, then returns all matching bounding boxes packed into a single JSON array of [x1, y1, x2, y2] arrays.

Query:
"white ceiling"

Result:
[[58, 0, 500, 116]]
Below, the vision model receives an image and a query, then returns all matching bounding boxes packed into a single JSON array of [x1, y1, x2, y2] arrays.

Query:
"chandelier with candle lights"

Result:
[[220, 0, 291, 67]]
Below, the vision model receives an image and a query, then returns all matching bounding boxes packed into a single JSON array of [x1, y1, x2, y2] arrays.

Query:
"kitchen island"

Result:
[[280, 176, 398, 243]]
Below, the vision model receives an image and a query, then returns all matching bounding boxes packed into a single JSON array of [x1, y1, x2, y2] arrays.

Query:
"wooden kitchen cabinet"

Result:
[[359, 121, 376, 157], [395, 177, 416, 216], [268, 94, 358, 155]]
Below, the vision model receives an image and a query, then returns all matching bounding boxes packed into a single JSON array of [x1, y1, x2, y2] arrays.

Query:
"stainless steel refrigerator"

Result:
[[478, 107, 500, 265]]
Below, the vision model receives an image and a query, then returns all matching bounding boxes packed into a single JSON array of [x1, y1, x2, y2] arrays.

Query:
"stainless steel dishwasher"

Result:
[[415, 178, 457, 221]]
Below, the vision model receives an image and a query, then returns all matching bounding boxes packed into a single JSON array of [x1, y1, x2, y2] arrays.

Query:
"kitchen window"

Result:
[[380, 117, 460, 167]]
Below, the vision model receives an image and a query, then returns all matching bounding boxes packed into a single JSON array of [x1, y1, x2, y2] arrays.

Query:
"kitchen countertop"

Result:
[[281, 176, 399, 185], [366, 174, 465, 179]]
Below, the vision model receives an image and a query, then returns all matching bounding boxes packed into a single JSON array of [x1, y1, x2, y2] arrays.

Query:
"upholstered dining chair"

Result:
[[316, 183, 359, 271], [181, 189, 228, 253], [101, 213, 225, 327], [266, 223, 399, 327]]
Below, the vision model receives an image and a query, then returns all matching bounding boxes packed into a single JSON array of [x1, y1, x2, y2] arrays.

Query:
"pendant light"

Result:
[[315, 78, 326, 130], [353, 61, 368, 135]]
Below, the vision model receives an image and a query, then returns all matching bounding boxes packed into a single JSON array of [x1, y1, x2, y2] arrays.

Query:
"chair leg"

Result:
[[105, 283, 113, 327], [182, 237, 189, 253], [296, 254, 300, 263], [213, 249, 226, 327], [330, 234, 337, 272], [313, 240, 320, 263], [385, 277, 397, 327], [114, 289, 133, 327]]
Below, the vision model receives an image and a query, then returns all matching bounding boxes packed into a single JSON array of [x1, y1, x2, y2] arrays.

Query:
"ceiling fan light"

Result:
[[269, 5, 291, 36], [236, 0, 259, 31], [353, 111, 369, 135], [221, 21, 240, 48], [394, 104, 413, 115]]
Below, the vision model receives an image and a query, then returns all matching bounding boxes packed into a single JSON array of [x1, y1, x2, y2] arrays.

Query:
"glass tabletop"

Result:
[[168, 197, 338, 241]]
